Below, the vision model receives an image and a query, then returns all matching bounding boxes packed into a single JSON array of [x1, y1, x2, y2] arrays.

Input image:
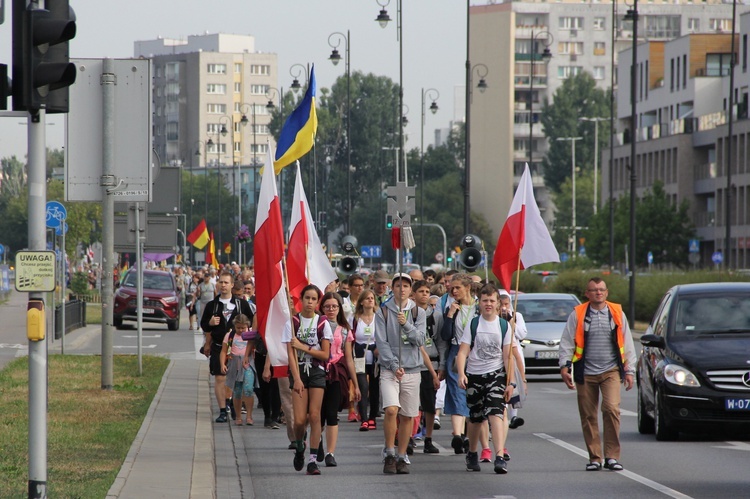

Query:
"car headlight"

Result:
[[521, 339, 531, 345], [163, 296, 179, 304], [664, 363, 701, 387]]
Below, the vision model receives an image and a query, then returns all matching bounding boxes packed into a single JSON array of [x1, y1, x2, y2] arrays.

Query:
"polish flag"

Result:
[[287, 162, 338, 312], [493, 163, 559, 291], [254, 147, 291, 376]]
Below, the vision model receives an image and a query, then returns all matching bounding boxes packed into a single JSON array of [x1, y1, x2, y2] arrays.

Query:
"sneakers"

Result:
[[406, 438, 415, 455], [396, 458, 410, 474], [215, 411, 228, 423], [367, 419, 377, 430], [480, 448, 492, 463], [503, 448, 511, 461], [324, 453, 337, 467], [264, 418, 272, 428], [241, 403, 247, 415], [494, 456, 508, 474], [287, 442, 296, 450], [359, 421, 369, 432], [316, 440, 325, 462], [383, 455, 397, 474], [271, 421, 280, 430], [423, 438, 439, 454], [293, 448, 305, 471], [508, 416, 525, 429], [451, 434, 464, 454], [465, 451, 481, 472], [434, 416, 441, 430], [463, 438, 470, 454], [306, 462, 321, 475]]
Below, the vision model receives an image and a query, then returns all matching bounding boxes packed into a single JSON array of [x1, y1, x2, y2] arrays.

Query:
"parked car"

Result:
[[515, 293, 581, 374], [638, 282, 750, 440], [114, 269, 180, 330]]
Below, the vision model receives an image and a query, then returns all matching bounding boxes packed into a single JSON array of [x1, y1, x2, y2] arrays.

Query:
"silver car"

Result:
[[515, 293, 581, 374]]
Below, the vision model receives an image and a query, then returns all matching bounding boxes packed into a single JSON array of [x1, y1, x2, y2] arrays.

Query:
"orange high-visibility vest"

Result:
[[571, 301, 626, 365]]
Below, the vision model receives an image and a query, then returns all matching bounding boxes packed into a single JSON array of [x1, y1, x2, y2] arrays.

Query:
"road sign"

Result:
[[403, 252, 413, 264], [361, 245, 382, 258], [688, 239, 700, 253], [55, 222, 69, 236], [647, 251, 654, 264], [688, 253, 700, 265], [712, 251, 723, 265], [560, 252, 569, 263], [0, 245, 4, 255], [15, 251, 56, 292], [435, 252, 444, 262], [45, 201, 67, 229], [579, 246, 586, 256]]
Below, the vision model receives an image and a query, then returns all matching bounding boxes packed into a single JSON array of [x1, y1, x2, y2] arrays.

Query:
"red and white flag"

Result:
[[493, 163, 559, 291], [254, 147, 291, 375], [287, 162, 338, 312]]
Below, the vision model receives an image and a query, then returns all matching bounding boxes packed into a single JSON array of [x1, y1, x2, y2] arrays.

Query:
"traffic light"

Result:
[[12, 0, 77, 113], [385, 214, 393, 230], [339, 235, 358, 275], [458, 234, 483, 271]]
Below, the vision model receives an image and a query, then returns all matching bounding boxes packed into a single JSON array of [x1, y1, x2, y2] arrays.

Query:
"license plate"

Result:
[[142, 308, 154, 314], [725, 398, 750, 411], [535, 350, 559, 360]]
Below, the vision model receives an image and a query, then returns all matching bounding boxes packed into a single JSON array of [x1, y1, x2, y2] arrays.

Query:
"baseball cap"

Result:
[[373, 270, 390, 283], [391, 273, 413, 285]]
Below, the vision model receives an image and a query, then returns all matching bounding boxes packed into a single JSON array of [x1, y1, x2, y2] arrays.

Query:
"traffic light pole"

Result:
[[28, 108, 48, 499]]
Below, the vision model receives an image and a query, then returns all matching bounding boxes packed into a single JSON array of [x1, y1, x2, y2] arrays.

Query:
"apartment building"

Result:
[[469, 0, 742, 239]]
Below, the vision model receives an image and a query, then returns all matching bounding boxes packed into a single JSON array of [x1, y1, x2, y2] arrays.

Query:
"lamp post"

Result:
[[220, 115, 236, 263], [579, 117, 607, 214], [328, 30, 352, 234], [529, 31, 553, 165], [625, 0, 639, 325], [265, 87, 284, 222], [725, 0, 738, 270], [464, 63, 488, 234], [556, 137, 583, 256], [420, 88, 439, 266]]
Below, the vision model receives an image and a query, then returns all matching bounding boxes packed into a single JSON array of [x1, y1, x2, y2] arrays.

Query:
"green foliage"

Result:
[[552, 170, 594, 253], [71, 271, 90, 296], [512, 271, 544, 293]]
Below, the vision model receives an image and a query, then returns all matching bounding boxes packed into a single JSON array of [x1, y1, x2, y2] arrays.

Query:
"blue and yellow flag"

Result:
[[273, 65, 317, 173]]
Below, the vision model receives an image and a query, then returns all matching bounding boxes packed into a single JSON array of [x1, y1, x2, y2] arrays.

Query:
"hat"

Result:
[[391, 273, 413, 285], [373, 270, 390, 283]]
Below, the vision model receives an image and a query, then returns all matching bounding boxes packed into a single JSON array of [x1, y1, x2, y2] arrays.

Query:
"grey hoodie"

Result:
[[375, 298, 426, 374]]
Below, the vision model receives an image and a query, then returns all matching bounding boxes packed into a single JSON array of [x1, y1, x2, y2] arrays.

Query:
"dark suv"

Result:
[[113, 269, 180, 330], [637, 282, 750, 440]]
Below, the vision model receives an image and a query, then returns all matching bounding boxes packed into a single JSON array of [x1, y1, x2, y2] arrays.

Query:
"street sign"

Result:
[[55, 222, 69, 236], [688, 253, 700, 265], [579, 246, 586, 256], [435, 252, 444, 262], [689, 239, 700, 253], [0, 245, 4, 255], [45, 201, 67, 229], [361, 245, 382, 258], [403, 252, 413, 264], [15, 251, 56, 292], [560, 252, 569, 262], [647, 251, 654, 264], [712, 251, 723, 265]]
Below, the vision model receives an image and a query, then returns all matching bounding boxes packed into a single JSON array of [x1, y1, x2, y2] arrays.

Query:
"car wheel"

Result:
[[654, 388, 678, 441], [114, 317, 123, 329], [167, 319, 179, 331], [637, 384, 654, 434]]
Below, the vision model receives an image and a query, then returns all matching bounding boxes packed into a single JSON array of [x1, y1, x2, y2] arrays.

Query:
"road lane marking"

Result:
[[534, 433, 693, 499], [122, 334, 162, 338], [713, 441, 750, 452], [114, 345, 157, 349], [620, 409, 637, 417]]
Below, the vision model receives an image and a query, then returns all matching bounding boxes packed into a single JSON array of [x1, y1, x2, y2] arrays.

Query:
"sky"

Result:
[[0, 0, 471, 161]]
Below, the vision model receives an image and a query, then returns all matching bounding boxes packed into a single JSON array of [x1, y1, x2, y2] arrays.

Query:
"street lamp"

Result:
[[465, 62, 489, 234], [579, 117, 607, 214], [289, 64, 307, 94], [420, 88, 439, 266], [556, 137, 583, 256], [328, 30, 353, 233], [624, 0, 639, 324], [529, 31, 553, 165]]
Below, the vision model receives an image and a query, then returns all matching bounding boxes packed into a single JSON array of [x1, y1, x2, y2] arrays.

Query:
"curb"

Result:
[[191, 361, 215, 498]]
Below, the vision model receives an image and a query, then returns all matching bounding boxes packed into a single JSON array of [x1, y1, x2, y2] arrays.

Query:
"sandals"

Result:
[[604, 458, 623, 471], [235, 419, 243, 426], [586, 462, 602, 471]]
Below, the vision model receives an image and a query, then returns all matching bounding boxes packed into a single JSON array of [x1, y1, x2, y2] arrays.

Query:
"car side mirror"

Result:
[[640, 333, 665, 348]]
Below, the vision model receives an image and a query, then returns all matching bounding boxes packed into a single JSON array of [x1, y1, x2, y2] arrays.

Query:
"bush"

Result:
[[71, 271, 90, 297]]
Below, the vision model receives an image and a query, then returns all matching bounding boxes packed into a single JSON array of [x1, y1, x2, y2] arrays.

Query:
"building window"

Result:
[[559, 17, 584, 30], [687, 18, 700, 33], [166, 122, 179, 141], [557, 66, 582, 79], [251, 84, 270, 95], [250, 64, 270, 76], [234, 63, 242, 74], [593, 42, 606, 56], [234, 82, 241, 93], [252, 104, 269, 116], [558, 42, 583, 55], [593, 17, 605, 30], [709, 18, 733, 32], [207, 123, 223, 134], [593, 66, 605, 80], [251, 143, 269, 153], [206, 143, 227, 154], [165, 62, 179, 79], [683, 54, 687, 89], [207, 103, 227, 114], [206, 84, 227, 95], [644, 15, 680, 38], [207, 64, 227, 74], [706, 53, 733, 76], [253, 124, 270, 135], [234, 142, 242, 153]]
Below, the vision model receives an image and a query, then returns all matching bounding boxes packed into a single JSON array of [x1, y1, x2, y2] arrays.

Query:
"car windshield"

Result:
[[516, 298, 578, 322], [123, 272, 174, 291], [673, 294, 750, 336]]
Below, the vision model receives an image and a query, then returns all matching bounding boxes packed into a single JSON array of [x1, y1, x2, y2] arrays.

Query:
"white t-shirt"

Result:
[[351, 315, 377, 364], [452, 302, 477, 345], [461, 316, 511, 375], [281, 314, 333, 369]]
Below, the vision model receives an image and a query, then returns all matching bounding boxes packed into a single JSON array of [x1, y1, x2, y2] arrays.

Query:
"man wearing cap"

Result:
[[372, 270, 392, 306], [375, 273, 426, 475]]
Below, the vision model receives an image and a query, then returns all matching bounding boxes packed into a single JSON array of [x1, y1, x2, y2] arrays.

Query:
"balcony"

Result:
[[513, 75, 549, 88]]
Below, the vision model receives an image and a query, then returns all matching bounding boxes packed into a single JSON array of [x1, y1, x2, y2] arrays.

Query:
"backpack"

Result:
[[292, 313, 328, 367], [468, 316, 508, 348]]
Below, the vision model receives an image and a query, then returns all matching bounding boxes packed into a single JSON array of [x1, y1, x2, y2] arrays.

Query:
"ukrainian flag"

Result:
[[273, 65, 317, 173]]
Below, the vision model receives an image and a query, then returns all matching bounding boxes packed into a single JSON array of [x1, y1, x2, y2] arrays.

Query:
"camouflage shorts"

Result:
[[465, 370, 507, 423]]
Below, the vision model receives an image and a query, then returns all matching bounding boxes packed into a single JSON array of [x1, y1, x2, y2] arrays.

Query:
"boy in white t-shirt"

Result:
[[455, 284, 514, 475]]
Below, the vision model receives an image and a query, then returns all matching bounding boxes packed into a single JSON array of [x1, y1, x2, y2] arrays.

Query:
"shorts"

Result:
[[289, 365, 326, 390], [231, 367, 256, 399], [380, 369, 421, 418], [419, 370, 437, 414], [209, 343, 224, 376], [465, 369, 507, 424]]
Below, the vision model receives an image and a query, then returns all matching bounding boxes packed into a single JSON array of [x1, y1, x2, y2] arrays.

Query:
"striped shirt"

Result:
[[583, 307, 618, 375]]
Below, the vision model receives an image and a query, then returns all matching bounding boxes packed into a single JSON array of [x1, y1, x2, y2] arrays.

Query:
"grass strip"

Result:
[[0, 354, 169, 498]]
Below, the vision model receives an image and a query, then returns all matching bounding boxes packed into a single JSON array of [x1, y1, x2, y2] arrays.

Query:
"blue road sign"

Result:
[[55, 222, 69, 236], [647, 251, 654, 264], [45, 201, 67, 229], [560, 252, 569, 263], [0, 245, 4, 255], [689, 239, 700, 253], [579, 246, 586, 256], [361, 245, 382, 258], [712, 251, 723, 265]]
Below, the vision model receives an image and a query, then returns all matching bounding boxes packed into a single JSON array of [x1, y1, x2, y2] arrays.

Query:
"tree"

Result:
[[584, 182, 694, 268], [551, 170, 594, 254], [540, 72, 611, 193]]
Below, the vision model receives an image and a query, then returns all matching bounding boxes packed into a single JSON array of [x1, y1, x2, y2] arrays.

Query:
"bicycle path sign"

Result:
[[45, 201, 67, 229]]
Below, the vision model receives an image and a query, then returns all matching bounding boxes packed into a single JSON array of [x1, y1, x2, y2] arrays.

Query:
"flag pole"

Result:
[[507, 250, 523, 391]]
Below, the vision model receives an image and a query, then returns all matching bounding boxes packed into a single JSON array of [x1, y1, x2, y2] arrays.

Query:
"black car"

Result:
[[637, 282, 750, 440]]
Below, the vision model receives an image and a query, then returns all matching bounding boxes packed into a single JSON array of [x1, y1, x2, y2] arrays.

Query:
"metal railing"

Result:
[[54, 299, 87, 340]]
